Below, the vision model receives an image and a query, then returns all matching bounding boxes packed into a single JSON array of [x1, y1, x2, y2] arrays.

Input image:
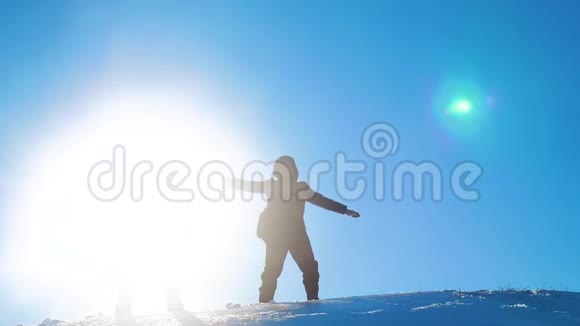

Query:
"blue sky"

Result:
[[1, 1, 580, 325]]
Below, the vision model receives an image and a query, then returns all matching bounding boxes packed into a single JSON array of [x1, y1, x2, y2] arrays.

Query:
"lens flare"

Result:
[[448, 98, 473, 115], [431, 78, 490, 140]]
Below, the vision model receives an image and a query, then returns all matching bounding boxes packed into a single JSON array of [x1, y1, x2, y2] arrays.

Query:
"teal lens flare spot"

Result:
[[448, 98, 473, 115], [431, 79, 491, 140]]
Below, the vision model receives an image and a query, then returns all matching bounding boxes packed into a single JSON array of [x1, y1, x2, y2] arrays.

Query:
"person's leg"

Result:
[[115, 286, 133, 316], [165, 282, 184, 312], [259, 243, 288, 303], [289, 233, 320, 301]]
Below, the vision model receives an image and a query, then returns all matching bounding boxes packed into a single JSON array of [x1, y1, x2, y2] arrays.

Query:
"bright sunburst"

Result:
[[1, 87, 260, 316]]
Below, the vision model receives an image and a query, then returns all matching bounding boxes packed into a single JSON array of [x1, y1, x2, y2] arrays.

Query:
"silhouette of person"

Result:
[[235, 155, 360, 303]]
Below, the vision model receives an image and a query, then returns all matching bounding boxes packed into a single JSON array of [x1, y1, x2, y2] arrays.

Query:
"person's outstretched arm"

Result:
[[300, 183, 360, 218], [232, 178, 271, 194]]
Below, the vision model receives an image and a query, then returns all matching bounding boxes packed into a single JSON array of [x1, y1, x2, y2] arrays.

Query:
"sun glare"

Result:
[[1, 88, 262, 316]]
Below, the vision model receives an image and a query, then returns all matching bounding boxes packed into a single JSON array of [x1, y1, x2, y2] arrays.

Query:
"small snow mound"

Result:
[[352, 309, 383, 315], [290, 313, 327, 318], [501, 303, 528, 309], [412, 301, 469, 311], [226, 303, 241, 309], [38, 318, 67, 326]]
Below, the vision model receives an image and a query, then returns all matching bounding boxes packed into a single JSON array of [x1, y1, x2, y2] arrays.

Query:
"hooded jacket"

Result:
[[236, 178, 347, 244]]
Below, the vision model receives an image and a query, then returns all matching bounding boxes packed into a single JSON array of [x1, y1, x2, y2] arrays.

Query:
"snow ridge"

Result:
[[28, 290, 580, 326]]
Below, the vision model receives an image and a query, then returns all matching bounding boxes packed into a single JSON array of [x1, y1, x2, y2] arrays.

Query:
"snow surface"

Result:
[[31, 290, 580, 326]]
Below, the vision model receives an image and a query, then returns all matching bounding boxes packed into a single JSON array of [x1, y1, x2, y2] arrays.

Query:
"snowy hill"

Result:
[[34, 290, 580, 326]]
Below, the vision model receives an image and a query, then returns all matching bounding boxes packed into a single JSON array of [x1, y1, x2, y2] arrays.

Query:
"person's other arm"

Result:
[[299, 182, 360, 218]]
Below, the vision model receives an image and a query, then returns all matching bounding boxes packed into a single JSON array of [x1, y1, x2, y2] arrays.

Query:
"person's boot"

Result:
[[303, 260, 320, 301], [259, 289, 275, 303], [115, 292, 136, 326], [165, 286, 184, 312], [305, 284, 319, 301], [259, 266, 280, 303], [259, 278, 278, 303]]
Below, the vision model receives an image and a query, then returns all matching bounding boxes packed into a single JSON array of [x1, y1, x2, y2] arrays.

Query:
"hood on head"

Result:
[[273, 155, 298, 181]]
